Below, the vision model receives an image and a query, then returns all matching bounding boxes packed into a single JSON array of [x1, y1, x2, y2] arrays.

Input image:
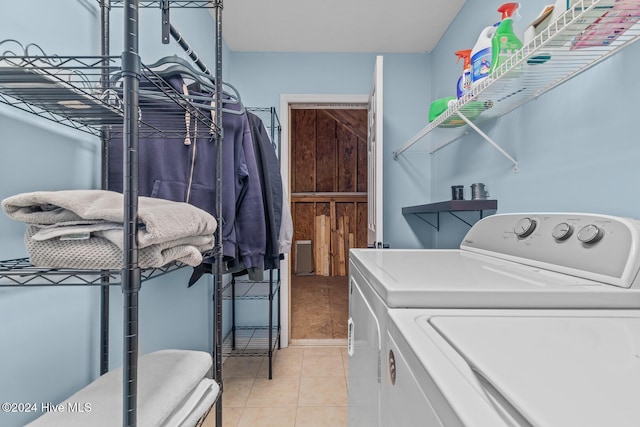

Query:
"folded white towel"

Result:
[[161, 378, 218, 427], [26, 350, 218, 427]]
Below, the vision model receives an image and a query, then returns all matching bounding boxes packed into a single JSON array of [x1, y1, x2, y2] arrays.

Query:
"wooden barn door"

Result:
[[290, 108, 368, 277]]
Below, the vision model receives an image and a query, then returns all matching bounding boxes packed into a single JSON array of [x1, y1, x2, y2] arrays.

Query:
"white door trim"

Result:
[[279, 93, 369, 348]]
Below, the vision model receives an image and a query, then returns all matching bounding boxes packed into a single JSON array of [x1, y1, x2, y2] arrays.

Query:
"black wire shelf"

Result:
[[222, 326, 280, 357], [0, 41, 220, 139], [110, 0, 217, 8], [0, 257, 187, 287], [222, 278, 281, 300]]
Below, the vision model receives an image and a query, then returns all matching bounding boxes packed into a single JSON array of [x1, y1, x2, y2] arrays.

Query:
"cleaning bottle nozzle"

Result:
[[498, 2, 519, 20], [455, 49, 472, 67]]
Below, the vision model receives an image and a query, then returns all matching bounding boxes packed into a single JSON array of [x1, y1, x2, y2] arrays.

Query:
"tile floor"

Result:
[[204, 345, 349, 427]]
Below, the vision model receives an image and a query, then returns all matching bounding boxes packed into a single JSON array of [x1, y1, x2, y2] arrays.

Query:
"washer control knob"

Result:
[[577, 224, 603, 244], [514, 217, 537, 238], [552, 223, 573, 241]]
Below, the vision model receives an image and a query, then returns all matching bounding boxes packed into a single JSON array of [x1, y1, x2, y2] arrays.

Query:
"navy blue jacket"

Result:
[[109, 75, 265, 270]]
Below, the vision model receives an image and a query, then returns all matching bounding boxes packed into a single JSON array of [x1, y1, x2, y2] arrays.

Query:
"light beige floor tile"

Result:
[[245, 377, 301, 407], [276, 346, 304, 356], [275, 346, 304, 357], [221, 377, 255, 408], [303, 346, 343, 357], [342, 352, 349, 378], [238, 407, 297, 427], [223, 356, 264, 378], [295, 406, 348, 427], [212, 343, 350, 426], [258, 353, 304, 378], [206, 406, 243, 427], [301, 355, 345, 377], [221, 407, 243, 427], [298, 376, 348, 407]]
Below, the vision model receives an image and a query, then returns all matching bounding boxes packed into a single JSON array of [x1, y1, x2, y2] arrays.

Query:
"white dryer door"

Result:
[[430, 315, 640, 427]]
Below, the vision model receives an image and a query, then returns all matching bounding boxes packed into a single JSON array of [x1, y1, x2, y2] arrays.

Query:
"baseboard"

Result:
[[289, 338, 347, 347]]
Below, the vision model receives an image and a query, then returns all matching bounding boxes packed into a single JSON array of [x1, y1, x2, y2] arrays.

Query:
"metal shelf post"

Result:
[[100, 0, 112, 377], [122, 0, 142, 425], [213, 2, 224, 426]]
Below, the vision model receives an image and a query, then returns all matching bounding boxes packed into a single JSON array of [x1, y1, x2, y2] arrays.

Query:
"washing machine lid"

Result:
[[428, 314, 640, 427], [349, 249, 640, 309]]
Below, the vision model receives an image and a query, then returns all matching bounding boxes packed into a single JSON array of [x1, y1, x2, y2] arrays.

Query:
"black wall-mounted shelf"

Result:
[[403, 199, 497, 230]]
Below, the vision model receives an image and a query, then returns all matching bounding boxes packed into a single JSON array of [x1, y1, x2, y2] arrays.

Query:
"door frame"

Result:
[[279, 93, 369, 348]]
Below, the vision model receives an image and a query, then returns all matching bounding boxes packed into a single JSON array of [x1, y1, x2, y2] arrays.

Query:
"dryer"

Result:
[[386, 308, 640, 427], [347, 213, 640, 426]]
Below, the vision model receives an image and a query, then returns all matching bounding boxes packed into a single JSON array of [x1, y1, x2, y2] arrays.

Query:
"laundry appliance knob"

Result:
[[577, 224, 603, 244], [514, 217, 537, 238], [552, 223, 573, 241]]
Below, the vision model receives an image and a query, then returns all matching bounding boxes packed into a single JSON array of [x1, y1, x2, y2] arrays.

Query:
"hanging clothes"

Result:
[[188, 110, 292, 285], [108, 73, 266, 276], [278, 178, 293, 256], [246, 111, 283, 269], [229, 102, 267, 272]]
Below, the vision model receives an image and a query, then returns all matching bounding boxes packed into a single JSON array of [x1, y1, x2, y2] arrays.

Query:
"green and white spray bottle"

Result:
[[490, 2, 523, 75]]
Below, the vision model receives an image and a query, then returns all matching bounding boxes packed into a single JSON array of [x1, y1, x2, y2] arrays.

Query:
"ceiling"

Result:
[[221, 0, 467, 53]]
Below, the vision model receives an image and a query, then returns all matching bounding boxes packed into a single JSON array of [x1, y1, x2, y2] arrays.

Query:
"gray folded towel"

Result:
[[2, 190, 217, 269]]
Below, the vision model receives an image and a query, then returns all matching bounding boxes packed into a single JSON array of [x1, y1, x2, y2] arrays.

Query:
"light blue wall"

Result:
[[0, 2, 102, 426], [108, 6, 225, 76], [0, 3, 219, 426], [230, 51, 434, 249], [425, 0, 640, 248], [3, 1, 637, 424]]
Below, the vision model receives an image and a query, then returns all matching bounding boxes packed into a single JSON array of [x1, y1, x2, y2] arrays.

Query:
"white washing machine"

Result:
[[385, 308, 640, 427], [347, 213, 640, 427]]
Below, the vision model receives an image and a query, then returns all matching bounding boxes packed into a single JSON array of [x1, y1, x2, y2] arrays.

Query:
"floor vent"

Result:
[[295, 240, 314, 275]]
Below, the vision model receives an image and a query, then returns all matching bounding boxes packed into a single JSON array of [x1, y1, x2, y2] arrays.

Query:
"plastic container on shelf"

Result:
[[490, 3, 523, 75], [455, 49, 473, 98], [429, 97, 490, 128], [429, 97, 457, 123], [523, 0, 568, 65], [470, 23, 498, 88], [523, 0, 565, 45], [571, 0, 640, 49]]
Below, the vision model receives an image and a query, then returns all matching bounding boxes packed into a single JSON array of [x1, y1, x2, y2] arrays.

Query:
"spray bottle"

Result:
[[455, 49, 472, 98], [490, 3, 523, 75]]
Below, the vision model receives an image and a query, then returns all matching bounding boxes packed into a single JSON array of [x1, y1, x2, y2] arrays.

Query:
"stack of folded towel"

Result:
[[1, 190, 217, 269], [26, 349, 220, 427]]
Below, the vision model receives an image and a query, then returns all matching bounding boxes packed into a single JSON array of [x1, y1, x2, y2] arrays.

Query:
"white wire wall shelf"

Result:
[[393, 0, 640, 171]]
